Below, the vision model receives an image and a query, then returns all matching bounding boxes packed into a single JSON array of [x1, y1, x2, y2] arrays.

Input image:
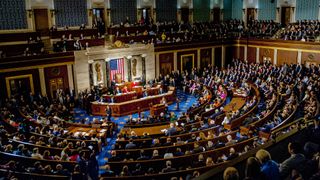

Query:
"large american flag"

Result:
[[109, 58, 125, 81]]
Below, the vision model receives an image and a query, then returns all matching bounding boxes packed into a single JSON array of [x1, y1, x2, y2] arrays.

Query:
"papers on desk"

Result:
[[73, 131, 85, 137], [161, 129, 167, 133]]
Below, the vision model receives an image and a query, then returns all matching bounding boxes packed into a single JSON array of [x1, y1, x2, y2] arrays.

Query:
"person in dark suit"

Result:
[[143, 90, 148, 97], [279, 142, 306, 179], [125, 139, 137, 149], [165, 123, 177, 136], [108, 151, 121, 162], [115, 87, 121, 94], [106, 105, 112, 121], [161, 160, 176, 173]]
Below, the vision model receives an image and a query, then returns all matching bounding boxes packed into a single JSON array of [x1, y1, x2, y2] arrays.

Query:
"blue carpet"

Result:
[[72, 90, 197, 174]]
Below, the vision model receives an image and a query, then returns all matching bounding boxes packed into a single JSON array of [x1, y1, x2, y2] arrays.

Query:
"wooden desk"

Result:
[[103, 87, 161, 103], [120, 124, 180, 136], [103, 92, 137, 103], [150, 104, 166, 116], [223, 97, 246, 112], [67, 127, 107, 139], [67, 127, 106, 151], [91, 88, 175, 117]]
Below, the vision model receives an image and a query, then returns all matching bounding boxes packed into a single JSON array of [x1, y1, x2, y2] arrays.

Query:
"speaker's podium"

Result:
[[150, 104, 166, 116]]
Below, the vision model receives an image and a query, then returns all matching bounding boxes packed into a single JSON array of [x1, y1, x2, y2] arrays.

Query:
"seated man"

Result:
[[161, 160, 176, 173], [115, 87, 121, 94], [143, 90, 148, 97], [165, 123, 177, 136], [125, 139, 137, 149]]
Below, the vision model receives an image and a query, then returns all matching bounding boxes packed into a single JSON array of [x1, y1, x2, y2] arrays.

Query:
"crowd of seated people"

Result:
[[223, 137, 320, 180], [1, 56, 320, 179], [279, 20, 320, 41], [111, 19, 282, 45], [99, 59, 319, 178], [0, 35, 44, 58], [245, 20, 281, 38]]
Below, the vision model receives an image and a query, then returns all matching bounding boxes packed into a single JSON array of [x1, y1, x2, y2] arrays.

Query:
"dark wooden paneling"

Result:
[[277, 50, 297, 65], [214, 47, 222, 68], [34, 9, 49, 36], [44, 65, 69, 97], [177, 50, 198, 72], [232, 46, 244, 60], [0, 52, 74, 70], [259, 48, 274, 63], [159, 53, 174, 75], [0, 32, 39, 43], [200, 48, 212, 69], [225, 46, 233, 65], [0, 69, 40, 98], [301, 52, 320, 65], [247, 47, 256, 64], [239, 38, 320, 51]]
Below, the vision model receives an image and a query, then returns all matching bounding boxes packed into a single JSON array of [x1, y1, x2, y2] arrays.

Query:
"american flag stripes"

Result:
[[109, 58, 125, 81]]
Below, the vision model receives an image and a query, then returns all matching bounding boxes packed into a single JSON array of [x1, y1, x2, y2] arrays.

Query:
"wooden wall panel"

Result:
[[232, 46, 244, 60], [301, 52, 320, 65], [259, 48, 274, 63], [44, 65, 69, 98], [214, 47, 222, 68], [247, 47, 256, 64], [200, 48, 212, 69], [277, 50, 298, 65], [159, 53, 174, 75], [225, 46, 233, 65], [0, 69, 40, 98], [177, 50, 198, 72]]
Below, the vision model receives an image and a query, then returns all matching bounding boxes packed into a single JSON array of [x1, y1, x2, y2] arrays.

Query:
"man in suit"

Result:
[[165, 123, 177, 136], [279, 142, 306, 179], [115, 87, 121, 94], [106, 105, 112, 121], [143, 90, 148, 97], [161, 160, 176, 173], [125, 139, 137, 149]]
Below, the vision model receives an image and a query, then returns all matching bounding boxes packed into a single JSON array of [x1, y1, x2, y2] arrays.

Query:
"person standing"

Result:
[[106, 105, 112, 121], [176, 97, 180, 110]]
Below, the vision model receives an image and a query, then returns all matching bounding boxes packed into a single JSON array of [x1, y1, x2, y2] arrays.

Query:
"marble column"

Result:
[[244, 46, 248, 61], [38, 68, 47, 96], [101, 62, 107, 87], [67, 64, 74, 94], [211, 47, 215, 66], [141, 54, 146, 83], [174, 52, 178, 71], [197, 49, 201, 69], [105, 9, 111, 27], [274, 49, 278, 65], [127, 58, 132, 82], [256, 47, 260, 63], [221, 46, 226, 68], [297, 50, 302, 64]]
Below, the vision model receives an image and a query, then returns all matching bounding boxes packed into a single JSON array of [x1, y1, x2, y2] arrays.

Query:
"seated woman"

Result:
[[122, 86, 129, 93]]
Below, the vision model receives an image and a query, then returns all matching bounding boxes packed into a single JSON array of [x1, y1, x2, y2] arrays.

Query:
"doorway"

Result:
[[213, 8, 220, 22], [34, 9, 49, 36], [181, 8, 189, 23], [246, 8, 255, 23], [93, 8, 106, 34], [49, 78, 64, 99], [141, 8, 152, 25], [281, 7, 291, 25]]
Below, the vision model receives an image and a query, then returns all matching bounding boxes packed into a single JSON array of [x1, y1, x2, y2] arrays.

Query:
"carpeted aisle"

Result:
[[72, 90, 198, 174]]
